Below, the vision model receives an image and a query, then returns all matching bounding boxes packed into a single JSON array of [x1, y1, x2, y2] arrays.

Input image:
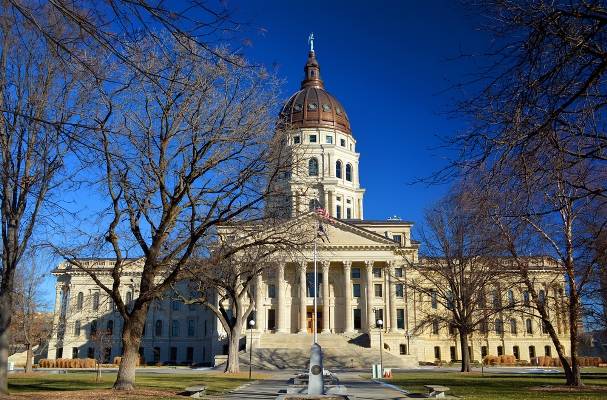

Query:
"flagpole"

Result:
[[313, 218, 318, 345]]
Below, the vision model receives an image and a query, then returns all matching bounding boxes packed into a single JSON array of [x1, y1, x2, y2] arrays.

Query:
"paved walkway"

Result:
[[218, 370, 408, 399]]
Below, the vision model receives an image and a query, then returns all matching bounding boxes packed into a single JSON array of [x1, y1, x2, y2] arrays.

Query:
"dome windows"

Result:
[[336, 160, 342, 178], [308, 158, 319, 176], [308, 102, 318, 111], [294, 104, 303, 112], [345, 163, 352, 182], [335, 107, 342, 115], [322, 103, 331, 112]]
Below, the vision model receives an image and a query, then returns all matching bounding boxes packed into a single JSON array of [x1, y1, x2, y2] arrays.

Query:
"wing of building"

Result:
[[48, 46, 570, 368]]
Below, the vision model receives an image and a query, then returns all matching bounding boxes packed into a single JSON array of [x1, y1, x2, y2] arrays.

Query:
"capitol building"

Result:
[[48, 46, 569, 368]]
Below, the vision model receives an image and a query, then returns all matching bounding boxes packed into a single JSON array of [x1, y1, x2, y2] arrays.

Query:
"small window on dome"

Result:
[[326, 135, 333, 144], [336, 107, 342, 115], [311, 70, 315, 77], [340, 138, 346, 147], [309, 134, 317, 143], [308, 103, 318, 111], [294, 104, 303, 112], [322, 104, 331, 112]]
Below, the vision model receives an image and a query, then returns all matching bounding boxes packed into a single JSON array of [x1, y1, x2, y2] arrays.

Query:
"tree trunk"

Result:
[[25, 344, 33, 374], [567, 289, 582, 386], [113, 308, 146, 391], [458, 329, 470, 372], [0, 325, 8, 394], [224, 324, 242, 374]]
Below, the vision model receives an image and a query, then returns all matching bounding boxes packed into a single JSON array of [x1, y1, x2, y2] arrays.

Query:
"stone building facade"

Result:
[[48, 45, 570, 366]]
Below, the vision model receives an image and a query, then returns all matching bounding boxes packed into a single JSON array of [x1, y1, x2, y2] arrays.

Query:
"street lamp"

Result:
[[377, 319, 384, 378], [248, 319, 255, 380]]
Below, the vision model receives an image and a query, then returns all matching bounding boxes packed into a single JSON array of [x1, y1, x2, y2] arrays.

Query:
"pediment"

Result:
[[311, 214, 398, 249]]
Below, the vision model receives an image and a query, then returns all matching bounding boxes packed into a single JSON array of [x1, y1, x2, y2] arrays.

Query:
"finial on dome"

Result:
[[308, 32, 315, 52]]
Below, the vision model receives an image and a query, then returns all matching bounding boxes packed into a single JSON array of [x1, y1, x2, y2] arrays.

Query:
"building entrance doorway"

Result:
[[306, 306, 322, 333]]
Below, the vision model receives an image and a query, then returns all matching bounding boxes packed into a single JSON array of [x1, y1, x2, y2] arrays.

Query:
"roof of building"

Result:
[[279, 50, 351, 135]]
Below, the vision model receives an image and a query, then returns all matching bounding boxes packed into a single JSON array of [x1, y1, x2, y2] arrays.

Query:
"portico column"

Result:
[[388, 261, 398, 332], [322, 261, 330, 333], [255, 273, 265, 332], [277, 263, 289, 333], [298, 263, 307, 333], [343, 261, 353, 333], [365, 260, 374, 332]]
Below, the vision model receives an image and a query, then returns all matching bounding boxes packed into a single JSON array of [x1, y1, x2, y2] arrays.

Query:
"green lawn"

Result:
[[8, 371, 258, 398], [385, 371, 607, 400]]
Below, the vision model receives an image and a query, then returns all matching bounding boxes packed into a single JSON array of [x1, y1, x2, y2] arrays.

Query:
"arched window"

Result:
[[523, 290, 530, 306], [335, 160, 342, 178], [106, 320, 114, 335], [76, 292, 83, 310], [507, 290, 515, 307], [495, 319, 504, 334], [526, 318, 533, 334], [155, 320, 163, 336], [510, 318, 517, 334], [308, 158, 319, 176], [126, 291, 132, 304], [92, 292, 100, 311], [345, 163, 352, 181], [74, 320, 81, 336]]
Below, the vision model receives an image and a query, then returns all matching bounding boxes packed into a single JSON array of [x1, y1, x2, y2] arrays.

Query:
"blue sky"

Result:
[[229, 0, 491, 225]]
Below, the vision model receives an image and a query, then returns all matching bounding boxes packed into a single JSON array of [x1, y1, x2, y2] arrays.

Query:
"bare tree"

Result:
[[437, 0, 607, 387], [174, 216, 313, 373], [54, 34, 290, 390], [90, 328, 113, 383], [407, 186, 512, 372], [9, 252, 53, 373], [0, 4, 92, 393]]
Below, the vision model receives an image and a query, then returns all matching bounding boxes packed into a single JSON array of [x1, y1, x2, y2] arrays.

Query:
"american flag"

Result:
[[315, 207, 330, 242], [315, 207, 331, 220]]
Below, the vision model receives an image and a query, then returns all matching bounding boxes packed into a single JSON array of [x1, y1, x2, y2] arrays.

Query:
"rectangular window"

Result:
[[450, 346, 457, 361], [373, 267, 382, 278], [392, 234, 402, 245], [432, 320, 439, 334], [374, 284, 383, 297], [513, 346, 520, 360], [395, 267, 403, 278], [351, 268, 361, 279], [396, 309, 405, 329], [353, 309, 362, 330], [87, 347, 94, 359], [374, 309, 384, 327], [170, 347, 177, 363], [309, 134, 317, 143], [497, 346, 504, 356], [268, 284, 276, 298], [187, 319, 195, 337], [431, 290, 438, 309], [326, 135, 333, 144], [267, 309, 276, 330], [346, 208, 351, 219], [306, 272, 322, 297], [336, 205, 342, 219], [353, 283, 361, 298], [171, 320, 180, 337], [395, 284, 404, 297], [399, 344, 407, 355], [434, 346, 441, 360], [340, 138, 346, 147], [529, 346, 536, 359], [153, 347, 160, 363], [481, 346, 488, 358], [172, 301, 180, 311], [186, 347, 194, 363], [90, 320, 97, 337], [72, 347, 79, 359], [293, 136, 300, 144]]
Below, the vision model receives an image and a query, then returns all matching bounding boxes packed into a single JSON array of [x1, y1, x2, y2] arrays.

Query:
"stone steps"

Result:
[[242, 333, 417, 370]]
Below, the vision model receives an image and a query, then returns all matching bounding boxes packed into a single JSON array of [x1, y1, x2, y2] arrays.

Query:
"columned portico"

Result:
[[343, 261, 353, 333], [298, 263, 307, 333], [365, 260, 374, 332], [321, 261, 330, 333], [277, 263, 289, 333]]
